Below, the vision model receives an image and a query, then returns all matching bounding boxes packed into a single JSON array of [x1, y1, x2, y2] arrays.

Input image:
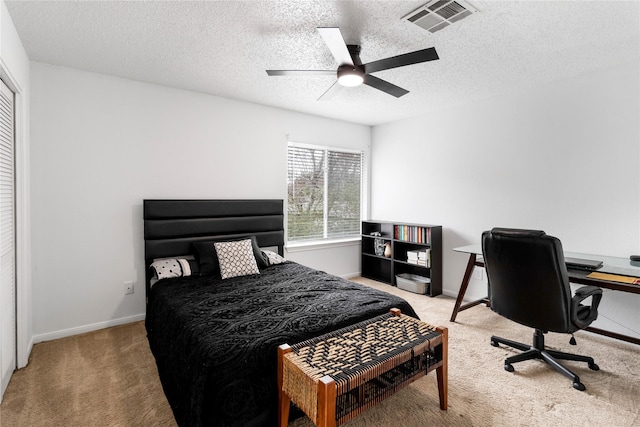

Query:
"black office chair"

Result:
[[482, 228, 603, 391]]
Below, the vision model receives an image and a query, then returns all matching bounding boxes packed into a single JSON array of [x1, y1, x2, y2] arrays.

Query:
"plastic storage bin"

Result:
[[396, 273, 431, 294]]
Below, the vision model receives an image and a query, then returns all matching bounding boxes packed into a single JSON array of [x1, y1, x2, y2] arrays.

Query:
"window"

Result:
[[287, 142, 363, 244]]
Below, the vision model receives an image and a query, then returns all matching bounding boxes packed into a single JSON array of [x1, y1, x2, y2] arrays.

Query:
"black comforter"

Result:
[[145, 261, 417, 427]]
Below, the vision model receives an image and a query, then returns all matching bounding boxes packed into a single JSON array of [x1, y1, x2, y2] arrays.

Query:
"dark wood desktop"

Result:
[[451, 244, 640, 346]]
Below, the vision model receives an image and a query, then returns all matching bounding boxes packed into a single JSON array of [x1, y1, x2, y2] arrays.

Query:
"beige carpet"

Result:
[[2, 278, 639, 426]]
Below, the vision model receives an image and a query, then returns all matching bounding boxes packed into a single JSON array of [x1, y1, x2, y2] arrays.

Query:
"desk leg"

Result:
[[585, 326, 640, 346], [450, 254, 476, 322], [450, 254, 490, 322]]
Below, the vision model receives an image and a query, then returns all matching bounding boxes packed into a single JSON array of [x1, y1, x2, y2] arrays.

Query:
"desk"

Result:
[[451, 244, 640, 345]]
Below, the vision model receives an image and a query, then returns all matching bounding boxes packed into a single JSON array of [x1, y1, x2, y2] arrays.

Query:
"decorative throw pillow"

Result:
[[193, 235, 268, 276], [192, 241, 220, 276], [150, 258, 199, 281], [262, 250, 286, 265], [214, 239, 260, 279]]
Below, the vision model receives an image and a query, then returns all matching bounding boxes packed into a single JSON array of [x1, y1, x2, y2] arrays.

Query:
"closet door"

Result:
[[0, 79, 15, 399]]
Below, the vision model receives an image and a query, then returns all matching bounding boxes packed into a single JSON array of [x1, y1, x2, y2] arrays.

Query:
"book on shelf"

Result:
[[394, 225, 432, 244], [406, 249, 431, 267]]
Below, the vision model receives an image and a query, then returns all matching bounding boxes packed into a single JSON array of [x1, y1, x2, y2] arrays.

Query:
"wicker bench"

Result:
[[277, 309, 448, 427]]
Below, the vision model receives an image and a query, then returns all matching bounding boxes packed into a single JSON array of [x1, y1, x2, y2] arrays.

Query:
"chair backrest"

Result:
[[481, 228, 572, 333]]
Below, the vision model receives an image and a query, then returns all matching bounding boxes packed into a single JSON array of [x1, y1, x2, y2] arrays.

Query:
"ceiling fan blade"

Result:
[[364, 75, 409, 98], [363, 47, 439, 74], [317, 27, 354, 66], [266, 70, 336, 76], [317, 81, 344, 101]]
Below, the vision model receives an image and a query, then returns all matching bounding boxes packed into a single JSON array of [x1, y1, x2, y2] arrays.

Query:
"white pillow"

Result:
[[150, 258, 195, 281], [263, 250, 286, 265], [214, 239, 260, 279]]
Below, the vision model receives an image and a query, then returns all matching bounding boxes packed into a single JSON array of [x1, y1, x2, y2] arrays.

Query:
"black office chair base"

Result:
[[490, 329, 599, 391]]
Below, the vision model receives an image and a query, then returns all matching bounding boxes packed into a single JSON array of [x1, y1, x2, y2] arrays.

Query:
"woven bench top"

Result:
[[287, 313, 441, 382], [279, 311, 447, 427]]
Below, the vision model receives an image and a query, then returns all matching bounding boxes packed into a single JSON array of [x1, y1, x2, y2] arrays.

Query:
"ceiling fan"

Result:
[[266, 27, 439, 100]]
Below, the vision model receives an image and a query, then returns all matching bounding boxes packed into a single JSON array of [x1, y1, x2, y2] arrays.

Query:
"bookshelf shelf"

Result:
[[361, 220, 442, 297], [362, 252, 391, 261]]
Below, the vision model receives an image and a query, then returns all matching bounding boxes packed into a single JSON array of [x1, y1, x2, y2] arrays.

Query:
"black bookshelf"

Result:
[[361, 220, 442, 297]]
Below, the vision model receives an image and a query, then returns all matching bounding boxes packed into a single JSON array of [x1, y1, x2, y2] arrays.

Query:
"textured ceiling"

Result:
[[5, 0, 640, 126]]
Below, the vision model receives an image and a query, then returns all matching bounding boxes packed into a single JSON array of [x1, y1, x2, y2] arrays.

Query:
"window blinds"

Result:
[[0, 79, 15, 399], [287, 143, 361, 242]]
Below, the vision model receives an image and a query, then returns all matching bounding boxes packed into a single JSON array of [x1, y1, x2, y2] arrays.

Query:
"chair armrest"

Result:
[[571, 285, 603, 330], [574, 285, 603, 301]]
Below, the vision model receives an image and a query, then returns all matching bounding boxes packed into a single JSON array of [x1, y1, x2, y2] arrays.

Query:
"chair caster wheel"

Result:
[[491, 340, 499, 347], [504, 364, 514, 372], [573, 382, 586, 391], [588, 362, 599, 371]]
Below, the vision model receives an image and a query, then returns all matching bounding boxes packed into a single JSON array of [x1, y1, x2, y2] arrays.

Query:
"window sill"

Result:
[[286, 237, 361, 253]]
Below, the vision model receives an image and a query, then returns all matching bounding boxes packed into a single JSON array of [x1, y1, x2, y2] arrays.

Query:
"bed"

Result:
[[143, 199, 418, 427]]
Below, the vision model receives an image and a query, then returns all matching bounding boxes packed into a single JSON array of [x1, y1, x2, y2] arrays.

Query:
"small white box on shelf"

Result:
[[396, 273, 431, 294]]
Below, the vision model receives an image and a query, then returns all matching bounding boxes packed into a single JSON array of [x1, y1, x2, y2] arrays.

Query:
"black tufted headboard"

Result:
[[143, 199, 284, 295]]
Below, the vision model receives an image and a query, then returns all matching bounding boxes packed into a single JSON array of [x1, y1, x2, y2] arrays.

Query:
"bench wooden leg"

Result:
[[317, 375, 337, 427], [436, 326, 448, 410], [278, 344, 292, 427]]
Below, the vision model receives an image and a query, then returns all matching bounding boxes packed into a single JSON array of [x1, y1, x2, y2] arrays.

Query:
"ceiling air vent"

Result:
[[402, 0, 478, 34]]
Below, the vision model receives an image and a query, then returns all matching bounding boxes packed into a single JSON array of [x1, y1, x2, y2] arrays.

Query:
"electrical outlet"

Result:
[[124, 281, 134, 295], [474, 268, 484, 280]]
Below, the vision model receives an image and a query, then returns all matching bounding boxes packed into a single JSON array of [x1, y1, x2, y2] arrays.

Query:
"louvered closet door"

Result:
[[0, 79, 15, 399]]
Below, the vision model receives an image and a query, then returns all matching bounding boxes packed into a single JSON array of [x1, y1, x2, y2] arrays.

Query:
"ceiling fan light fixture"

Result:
[[266, 27, 440, 99], [337, 66, 364, 87]]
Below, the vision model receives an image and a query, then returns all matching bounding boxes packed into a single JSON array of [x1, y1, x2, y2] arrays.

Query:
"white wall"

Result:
[[30, 62, 369, 341], [24, 34, 640, 346], [1, 0, 31, 371], [287, 241, 362, 279], [371, 62, 640, 339]]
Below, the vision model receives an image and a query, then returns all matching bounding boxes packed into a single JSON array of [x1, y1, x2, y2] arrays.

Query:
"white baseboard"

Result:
[[17, 336, 34, 369], [342, 272, 361, 279], [442, 289, 458, 298], [33, 313, 146, 344]]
